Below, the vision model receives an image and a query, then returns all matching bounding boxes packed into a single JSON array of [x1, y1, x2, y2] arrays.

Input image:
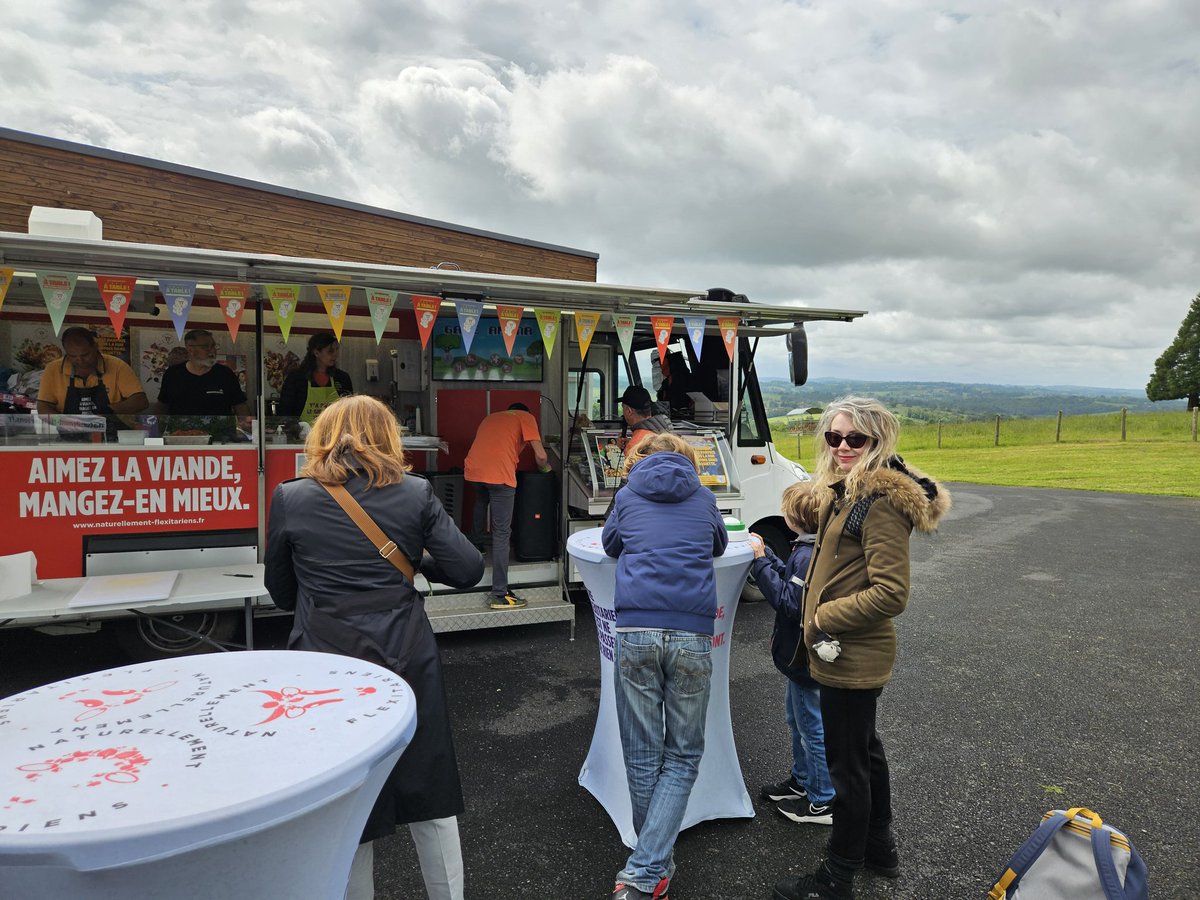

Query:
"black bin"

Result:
[[514, 470, 557, 561]]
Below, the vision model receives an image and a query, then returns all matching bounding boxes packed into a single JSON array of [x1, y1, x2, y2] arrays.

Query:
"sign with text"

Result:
[[1, 449, 258, 578]]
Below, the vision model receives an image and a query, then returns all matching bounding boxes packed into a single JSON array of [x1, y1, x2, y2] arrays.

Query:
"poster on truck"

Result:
[[1, 449, 258, 578]]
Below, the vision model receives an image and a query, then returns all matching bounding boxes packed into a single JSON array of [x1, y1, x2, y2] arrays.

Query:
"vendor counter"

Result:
[[0, 650, 416, 899]]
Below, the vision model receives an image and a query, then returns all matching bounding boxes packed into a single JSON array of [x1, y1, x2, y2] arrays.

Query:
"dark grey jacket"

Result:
[[265, 471, 483, 834]]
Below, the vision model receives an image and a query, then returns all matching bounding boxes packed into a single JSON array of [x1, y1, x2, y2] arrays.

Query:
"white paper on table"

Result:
[[0, 551, 37, 603], [68, 570, 180, 609]]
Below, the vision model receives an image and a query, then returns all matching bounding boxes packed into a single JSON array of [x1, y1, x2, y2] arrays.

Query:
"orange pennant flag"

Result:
[[411, 294, 442, 349], [214, 282, 250, 341], [717, 316, 739, 362], [650, 315, 674, 363]]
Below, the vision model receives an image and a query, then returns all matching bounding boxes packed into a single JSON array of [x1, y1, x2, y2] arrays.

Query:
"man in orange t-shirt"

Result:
[[463, 403, 549, 609]]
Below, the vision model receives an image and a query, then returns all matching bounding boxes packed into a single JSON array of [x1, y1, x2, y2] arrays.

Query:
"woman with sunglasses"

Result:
[[772, 397, 950, 900]]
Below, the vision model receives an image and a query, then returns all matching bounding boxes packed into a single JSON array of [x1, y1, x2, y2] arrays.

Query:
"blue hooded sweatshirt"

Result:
[[601, 451, 728, 634]]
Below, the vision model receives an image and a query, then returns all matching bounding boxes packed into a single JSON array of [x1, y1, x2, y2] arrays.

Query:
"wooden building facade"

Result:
[[0, 128, 598, 281]]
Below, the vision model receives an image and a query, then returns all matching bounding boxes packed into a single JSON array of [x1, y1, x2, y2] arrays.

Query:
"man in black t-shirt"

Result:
[[153, 329, 250, 416]]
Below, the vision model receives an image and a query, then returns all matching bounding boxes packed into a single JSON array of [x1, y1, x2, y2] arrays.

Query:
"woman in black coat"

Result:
[[265, 395, 483, 900]]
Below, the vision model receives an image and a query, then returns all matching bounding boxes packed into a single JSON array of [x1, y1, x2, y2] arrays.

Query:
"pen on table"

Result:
[[223, 573, 255, 578]]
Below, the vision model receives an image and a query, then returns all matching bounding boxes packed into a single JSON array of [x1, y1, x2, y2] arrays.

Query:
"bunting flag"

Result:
[[365, 288, 399, 344], [683, 315, 707, 362], [455, 299, 484, 355], [317, 285, 352, 341], [650, 315, 674, 363], [159, 279, 198, 340], [534, 308, 560, 360], [37, 272, 78, 335], [0, 268, 13, 314], [265, 284, 302, 343], [574, 311, 602, 361], [613, 313, 636, 361], [214, 282, 250, 341], [717, 316, 739, 362], [496, 305, 524, 355], [411, 294, 442, 349], [95, 275, 138, 338]]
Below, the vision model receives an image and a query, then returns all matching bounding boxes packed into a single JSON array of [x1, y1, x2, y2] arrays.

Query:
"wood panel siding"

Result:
[[0, 135, 597, 282]]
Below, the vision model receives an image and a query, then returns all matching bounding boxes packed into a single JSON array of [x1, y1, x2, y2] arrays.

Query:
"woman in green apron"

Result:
[[278, 332, 354, 424]]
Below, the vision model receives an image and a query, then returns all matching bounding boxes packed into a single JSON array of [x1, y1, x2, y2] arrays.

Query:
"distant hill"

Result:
[[759, 378, 1187, 421]]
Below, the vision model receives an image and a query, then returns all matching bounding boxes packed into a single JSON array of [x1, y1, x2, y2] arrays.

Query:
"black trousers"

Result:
[[820, 684, 893, 866]]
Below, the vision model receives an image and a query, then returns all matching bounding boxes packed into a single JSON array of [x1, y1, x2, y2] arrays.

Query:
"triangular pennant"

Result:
[[411, 294, 442, 349], [534, 308, 560, 360], [95, 275, 138, 338], [37, 272, 78, 335], [0, 268, 14, 314], [366, 288, 399, 344], [159, 279, 198, 340], [683, 315, 706, 362], [213, 282, 250, 341], [265, 284, 302, 343], [496, 305, 525, 355], [455, 299, 484, 355], [574, 311, 602, 361], [613, 314, 636, 361], [317, 285, 352, 341], [717, 316, 739, 362], [650, 315, 674, 363]]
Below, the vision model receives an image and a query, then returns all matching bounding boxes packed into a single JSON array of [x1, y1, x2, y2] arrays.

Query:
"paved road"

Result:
[[2, 484, 1196, 898]]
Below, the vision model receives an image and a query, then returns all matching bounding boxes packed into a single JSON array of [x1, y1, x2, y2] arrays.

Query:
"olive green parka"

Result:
[[792, 459, 950, 690]]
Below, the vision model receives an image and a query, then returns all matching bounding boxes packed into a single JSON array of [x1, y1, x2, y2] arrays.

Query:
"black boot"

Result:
[[771, 861, 854, 900], [865, 827, 900, 878]]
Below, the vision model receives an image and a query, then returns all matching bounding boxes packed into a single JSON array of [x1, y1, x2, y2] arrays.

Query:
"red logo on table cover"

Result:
[[59, 682, 178, 722], [254, 686, 369, 725], [18, 747, 151, 786]]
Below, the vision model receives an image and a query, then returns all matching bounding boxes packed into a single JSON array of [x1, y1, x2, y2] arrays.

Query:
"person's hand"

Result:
[[538, 463, 552, 474], [748, 532, 766, 558]]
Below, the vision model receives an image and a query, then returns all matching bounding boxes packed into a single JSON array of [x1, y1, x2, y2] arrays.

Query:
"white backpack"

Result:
[[989, 807, 1148, 900]]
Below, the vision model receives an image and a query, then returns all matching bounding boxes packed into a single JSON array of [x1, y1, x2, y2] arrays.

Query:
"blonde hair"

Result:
[[623, 432, 698, 474], [300, 395, 410, 488], [812, 396, 900, 500], [780, 481, 819, 533]]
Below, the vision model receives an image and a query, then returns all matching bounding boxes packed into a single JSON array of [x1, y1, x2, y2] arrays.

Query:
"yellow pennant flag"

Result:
[[574, 311, 602, 361], [0, 268, 13, 314], [317, 285, 352, 341]]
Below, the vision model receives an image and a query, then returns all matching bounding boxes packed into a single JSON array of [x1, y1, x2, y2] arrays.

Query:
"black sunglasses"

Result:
[[824, 431, 871, 449]]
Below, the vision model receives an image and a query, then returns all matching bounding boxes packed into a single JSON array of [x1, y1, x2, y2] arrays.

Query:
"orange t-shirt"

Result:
[[464, 409, 542, 487]]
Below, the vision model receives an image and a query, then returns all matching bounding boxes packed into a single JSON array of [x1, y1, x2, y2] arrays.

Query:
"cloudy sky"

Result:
[[2, 0, 1197, 389]]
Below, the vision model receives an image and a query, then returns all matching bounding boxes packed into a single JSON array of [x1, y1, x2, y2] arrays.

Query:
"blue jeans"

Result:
[[614, 629, 713, 892], [786, 676, 835, 805]]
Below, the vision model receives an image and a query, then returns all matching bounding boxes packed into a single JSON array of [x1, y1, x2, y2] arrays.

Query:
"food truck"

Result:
[[0, 227, 865, 658]]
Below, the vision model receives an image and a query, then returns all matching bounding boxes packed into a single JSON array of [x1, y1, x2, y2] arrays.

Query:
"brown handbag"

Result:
[[319, 481, 420, 582]]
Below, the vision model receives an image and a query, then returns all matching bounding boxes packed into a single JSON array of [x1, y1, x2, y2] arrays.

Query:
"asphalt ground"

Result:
[[2, 483, 1197, 899]]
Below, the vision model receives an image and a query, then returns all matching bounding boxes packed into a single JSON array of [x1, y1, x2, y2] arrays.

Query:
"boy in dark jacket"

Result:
[[749, 481, 836, 826], [602, 432, 728, 900]]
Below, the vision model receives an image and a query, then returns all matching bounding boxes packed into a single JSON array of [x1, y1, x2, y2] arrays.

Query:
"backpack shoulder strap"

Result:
[[988, 811, 1072, 899]]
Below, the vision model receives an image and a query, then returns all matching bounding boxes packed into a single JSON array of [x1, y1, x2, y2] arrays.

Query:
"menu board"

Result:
[[579, 428, 737, 496]]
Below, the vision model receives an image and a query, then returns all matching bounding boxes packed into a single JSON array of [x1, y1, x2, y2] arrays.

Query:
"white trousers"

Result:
[[345, 816, 465, 900]]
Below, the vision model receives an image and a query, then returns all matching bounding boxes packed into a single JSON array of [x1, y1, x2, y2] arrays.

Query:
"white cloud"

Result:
[[1, 0, 1197, 389]]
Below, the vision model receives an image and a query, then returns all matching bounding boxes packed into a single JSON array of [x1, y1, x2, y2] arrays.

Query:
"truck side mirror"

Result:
[[787, 324, 808, 386]]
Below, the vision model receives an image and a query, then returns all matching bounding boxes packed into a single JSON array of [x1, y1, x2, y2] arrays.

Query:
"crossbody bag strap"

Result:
[[319, 481, 420, 583]]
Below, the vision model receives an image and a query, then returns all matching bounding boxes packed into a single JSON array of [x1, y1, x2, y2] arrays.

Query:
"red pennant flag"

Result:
[[650, 315, 674, 363], [95, 275, 138, 337]]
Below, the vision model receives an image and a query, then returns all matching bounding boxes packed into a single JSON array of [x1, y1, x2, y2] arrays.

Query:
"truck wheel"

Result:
[[740, 524, 793, 603], [113, 611, 240, 661]]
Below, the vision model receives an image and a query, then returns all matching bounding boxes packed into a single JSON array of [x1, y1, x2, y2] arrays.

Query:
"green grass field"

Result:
[[772, 410, 1200, 498]]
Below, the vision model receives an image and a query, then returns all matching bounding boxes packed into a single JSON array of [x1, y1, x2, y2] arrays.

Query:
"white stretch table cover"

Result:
[[0, 650, 416, 899], [569, 527, 755, 849]]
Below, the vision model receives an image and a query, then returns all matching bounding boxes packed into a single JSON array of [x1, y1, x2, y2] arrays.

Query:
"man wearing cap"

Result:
[[37, 326, 148, 418], [464, 403, 550, 610], [619, 385, 673, 453]]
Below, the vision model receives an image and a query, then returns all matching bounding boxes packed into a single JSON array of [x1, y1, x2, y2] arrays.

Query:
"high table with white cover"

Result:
[[0, 650, 416, 899], [568, 527, 755, 848]]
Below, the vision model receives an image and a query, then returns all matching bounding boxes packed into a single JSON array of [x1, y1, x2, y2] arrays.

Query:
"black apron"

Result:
[[61, 362, 122, 441]]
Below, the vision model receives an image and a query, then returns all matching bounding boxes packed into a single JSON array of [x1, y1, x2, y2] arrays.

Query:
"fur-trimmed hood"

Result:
[[818, 456, 950, 534]]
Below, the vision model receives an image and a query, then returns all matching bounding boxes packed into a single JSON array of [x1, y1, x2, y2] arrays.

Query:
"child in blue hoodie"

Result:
[[749, 481, 836, 828], [602, 432, 728, 900]]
